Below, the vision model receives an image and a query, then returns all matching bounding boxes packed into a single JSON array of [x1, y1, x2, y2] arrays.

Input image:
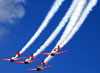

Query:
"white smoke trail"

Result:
[[60, 0, 98, 47], [44, 55, 54, 63], [33, 0, 79, 57], [44, 0, 98, 64], [55, 0, 87, 48], [44, 0, 87, 63], [20, 0, 65, 53]]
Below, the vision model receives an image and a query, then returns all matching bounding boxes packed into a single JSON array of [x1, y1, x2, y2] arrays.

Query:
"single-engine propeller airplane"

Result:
[[2, 51, 26, 62], [28, 61, 52, 71], [16, 54, 40, 64], [42, 45, 68, 56]]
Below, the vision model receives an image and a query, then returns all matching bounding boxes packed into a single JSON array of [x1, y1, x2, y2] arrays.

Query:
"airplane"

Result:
[[2, 51, 26, 62], [27, 45, 67, 71], [28, 61, 52, 71], [42, 45, 68, 56], [16, 54, 40, 64]]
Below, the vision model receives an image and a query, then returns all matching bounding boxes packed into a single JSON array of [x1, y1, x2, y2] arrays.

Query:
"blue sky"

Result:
[[0, 0, 100, 73]]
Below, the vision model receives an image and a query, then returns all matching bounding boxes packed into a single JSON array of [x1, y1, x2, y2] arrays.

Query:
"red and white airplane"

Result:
[[42, 45, 68, 56], [2, 51, 26, 62], [16, 54, 40, 64], [28, 61, 52, 71], [27, 45, 67, 71]]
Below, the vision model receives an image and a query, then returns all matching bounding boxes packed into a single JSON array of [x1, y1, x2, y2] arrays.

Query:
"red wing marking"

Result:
[[42, 53, 51, 55], [55, 51, 68, 55], [14, 57, 26, 61], [16, 61, 25, 64], [2, 59, 10, 61], [28, 69, 37, 71]]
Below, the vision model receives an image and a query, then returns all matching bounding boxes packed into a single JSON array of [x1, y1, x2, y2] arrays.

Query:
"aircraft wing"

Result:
[[14, 57, 26, 61], [42, 53, 51, 55], [16, 59, 40, 64], [2, 57, 26, 62], [28, 59, 40, 63], [28, 65, 53, 71], [28, 69, 37, 71], [41, 65, 53, 69], [2, 59, 11, 61], [16, 61, 25, 64], [42, 51, 67, 56], [55, 51, 68, 55]]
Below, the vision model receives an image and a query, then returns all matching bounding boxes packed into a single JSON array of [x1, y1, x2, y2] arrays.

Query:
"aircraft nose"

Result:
[[51, 53, 55, 56], [10, 59, 14, 62], [24, 61, 28, 64]]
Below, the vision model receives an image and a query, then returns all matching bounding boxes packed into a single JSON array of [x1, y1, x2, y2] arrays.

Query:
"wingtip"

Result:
[[27, 69, 31, 71], [22, 57, 26, 58], [2, 59, 5, 61], [49, 65, 53, 67], [2, 59, 10, 61], [65, 51, 68, 52], [27, 69, 37, 71]]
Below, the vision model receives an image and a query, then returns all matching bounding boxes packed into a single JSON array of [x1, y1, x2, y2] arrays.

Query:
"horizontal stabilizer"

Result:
[[55, 45, 62, 49], [16, 51, 22, 56]]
